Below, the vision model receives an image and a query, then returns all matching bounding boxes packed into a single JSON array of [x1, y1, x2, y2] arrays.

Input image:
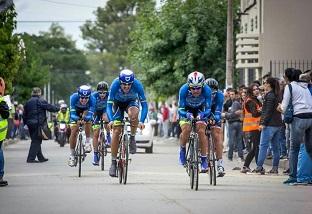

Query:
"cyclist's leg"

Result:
[[127, 102, 140, 154], [84, 122, 92, 152], [196, 122, 208, 172], [127, 105, 139, 136], [103, 113, 111, 144], [92, 120, 100, 165], [179, 119, 191, 165], [212, 124, 225, 176], [109, 105, 123, 177], [68, 122, 78, 166]]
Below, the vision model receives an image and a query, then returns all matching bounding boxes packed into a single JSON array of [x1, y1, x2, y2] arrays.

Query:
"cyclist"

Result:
[[91, 81, 111, 166], [56, 103, 70, 142], [205, 78, 225, 177], [107, 69, 148, 177], [67, 85, 96, 167], [178, 71, 212, 172]]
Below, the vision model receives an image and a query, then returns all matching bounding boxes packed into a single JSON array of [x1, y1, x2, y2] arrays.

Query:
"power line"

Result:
[[17, 20, 95, 23], [38, 0, 99, 9]]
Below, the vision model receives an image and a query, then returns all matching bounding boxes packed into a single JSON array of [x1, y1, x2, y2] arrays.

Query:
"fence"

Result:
[[270, 60, 312, 78]]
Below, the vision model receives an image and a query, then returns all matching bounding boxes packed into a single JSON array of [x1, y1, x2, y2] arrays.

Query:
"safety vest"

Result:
[[0, 96, 8, 141], [57, 110, 70, 123], [243, 98, 260, 132]]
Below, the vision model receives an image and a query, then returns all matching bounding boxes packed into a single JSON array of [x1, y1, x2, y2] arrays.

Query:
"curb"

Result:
[[2, 139, 18, 148]]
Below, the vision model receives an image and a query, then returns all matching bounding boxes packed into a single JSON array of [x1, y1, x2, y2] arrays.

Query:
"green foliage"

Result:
[[129, 0, 230, 97], [0, 5, 22, 93], [34, 24, 90, 103], [13, 33, 50, 103], [81, 0, 153, 85]]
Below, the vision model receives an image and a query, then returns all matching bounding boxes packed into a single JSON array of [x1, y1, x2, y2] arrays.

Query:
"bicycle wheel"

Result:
[[78, 135, 82, 177], [122, 134, 129, 184], [188, 138, 194, 189], [209, 140, 216, 185], [118, 141, 123, 184], [193, 136, 199, 191], [99, 132, 105, 171]]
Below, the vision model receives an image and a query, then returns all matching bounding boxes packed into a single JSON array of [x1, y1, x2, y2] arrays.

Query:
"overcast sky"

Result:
[[15, 0, 108, 49]]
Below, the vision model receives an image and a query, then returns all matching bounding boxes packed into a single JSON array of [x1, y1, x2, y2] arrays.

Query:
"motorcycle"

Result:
[[57, 122, 67, 147]]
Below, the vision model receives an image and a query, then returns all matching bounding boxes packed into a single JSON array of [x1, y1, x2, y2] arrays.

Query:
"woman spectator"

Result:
[[241, 84, 262, 173], [254, 77, 283, 174], [281, 68, 312, 184]]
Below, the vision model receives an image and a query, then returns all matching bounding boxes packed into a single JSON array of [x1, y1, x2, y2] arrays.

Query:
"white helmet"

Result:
[[60, 103, 67, 109], [58, 100, 65, 105], [187, 71, 205, 87]]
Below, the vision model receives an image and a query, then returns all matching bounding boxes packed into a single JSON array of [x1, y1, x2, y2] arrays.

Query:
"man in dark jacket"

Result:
[[23, 87, 59, 163]]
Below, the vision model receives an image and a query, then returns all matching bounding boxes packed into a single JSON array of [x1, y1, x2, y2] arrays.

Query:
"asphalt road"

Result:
[[0, 138, 311, 214]]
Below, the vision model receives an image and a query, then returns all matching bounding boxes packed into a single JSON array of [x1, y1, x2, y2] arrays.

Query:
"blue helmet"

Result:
[[119, 69, 134, 84], [78, 85, 91, 97]]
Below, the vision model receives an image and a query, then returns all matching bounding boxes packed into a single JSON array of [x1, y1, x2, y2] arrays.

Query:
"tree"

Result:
[[34, 23, 90, 103], [0, 4, 22, 93], [129, 0, 232, 97], [13, 33, 50, 103], [81, 0, 153, 85]]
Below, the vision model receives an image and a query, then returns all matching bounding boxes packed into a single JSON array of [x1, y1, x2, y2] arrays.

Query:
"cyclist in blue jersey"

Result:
[[205, 78, 225, 177], [67, 85, 96, 167], [107, 69, 148, 177], [178, 71, 212, 172], [91, 81, 111, 166]]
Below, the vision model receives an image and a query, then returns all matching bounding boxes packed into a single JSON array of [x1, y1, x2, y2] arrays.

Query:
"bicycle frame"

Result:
[[185, 118, 200, 191], [98, 119, 108, 171], [74, 121, 86, 177], [117, 118, 131, 184]]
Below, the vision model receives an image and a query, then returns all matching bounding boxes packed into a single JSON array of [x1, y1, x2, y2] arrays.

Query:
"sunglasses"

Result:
[[80, 96, 89, 100], [120, 82, 133, 86], [98, 91, 107, 95], [190, 86, 202, 91]]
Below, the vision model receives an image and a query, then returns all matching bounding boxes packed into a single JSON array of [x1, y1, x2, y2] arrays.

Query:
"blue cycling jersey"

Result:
[[91, 91, 109, 115], [178, 83, 212, 118], [211, 90, 224, 122], [69, 92, 96, 122], [107, 78, 148, 123]]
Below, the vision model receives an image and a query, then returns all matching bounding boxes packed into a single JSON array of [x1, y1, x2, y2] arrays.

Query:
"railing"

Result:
[[270, 60, 312, 78]]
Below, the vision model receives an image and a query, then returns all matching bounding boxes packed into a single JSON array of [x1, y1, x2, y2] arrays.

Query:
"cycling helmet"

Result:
[[78, 85, 91, 97], [205, 78, 219, 90], [58, 100, 65, 105], [187, 71, 205, 87], [119, 69, 134, 84], [60, 103, 67, 109], [97, 81, 109, 92]]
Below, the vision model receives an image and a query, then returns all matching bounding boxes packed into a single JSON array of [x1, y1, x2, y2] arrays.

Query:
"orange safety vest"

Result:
[[243, 98, 260, 132]]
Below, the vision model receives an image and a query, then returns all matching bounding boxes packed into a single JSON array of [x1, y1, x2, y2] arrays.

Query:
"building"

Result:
[[236, 0, 312, 85]]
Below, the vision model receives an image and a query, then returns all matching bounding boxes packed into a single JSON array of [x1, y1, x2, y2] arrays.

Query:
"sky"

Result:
[[15, 0, 109, 50]]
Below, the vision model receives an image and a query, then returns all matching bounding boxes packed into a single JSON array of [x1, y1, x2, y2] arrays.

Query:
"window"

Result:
[[244, 23, 248, 33], [251, 18, 254, 32], [255, 16, 258, 29]]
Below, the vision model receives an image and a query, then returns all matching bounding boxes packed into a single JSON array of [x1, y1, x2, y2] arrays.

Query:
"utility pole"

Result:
[[226, 0, 234, 88]]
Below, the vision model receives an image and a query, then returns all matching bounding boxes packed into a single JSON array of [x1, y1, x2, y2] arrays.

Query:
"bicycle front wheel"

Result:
[[193, 136, 199, 191], [209, 140, 216, 186], [188, 139, 194, 189], [100, 133, 105, 171], [122, 134, 129, 185], [78, 138, 82, 177]]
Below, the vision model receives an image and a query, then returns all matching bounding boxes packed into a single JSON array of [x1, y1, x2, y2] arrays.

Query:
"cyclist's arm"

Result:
[[135, 80, 148, 123], [178, 84, 188, 118], [202, 85, 212, 118], [106, 80, 119, 122], [214, 92, 224, 122], [69, 94, 79, 122], [84, 95, 95, 121]]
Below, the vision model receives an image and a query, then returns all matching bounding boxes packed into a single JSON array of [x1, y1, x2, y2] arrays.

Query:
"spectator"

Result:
[[255, 77, 283, 174], [222, 89, 244, 161], [23, 87, 59, 163], [281, 68, 312, 184], [0, 77, 9, 187], [241, 83, 262, 173], [160, 103, 170, 138]]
